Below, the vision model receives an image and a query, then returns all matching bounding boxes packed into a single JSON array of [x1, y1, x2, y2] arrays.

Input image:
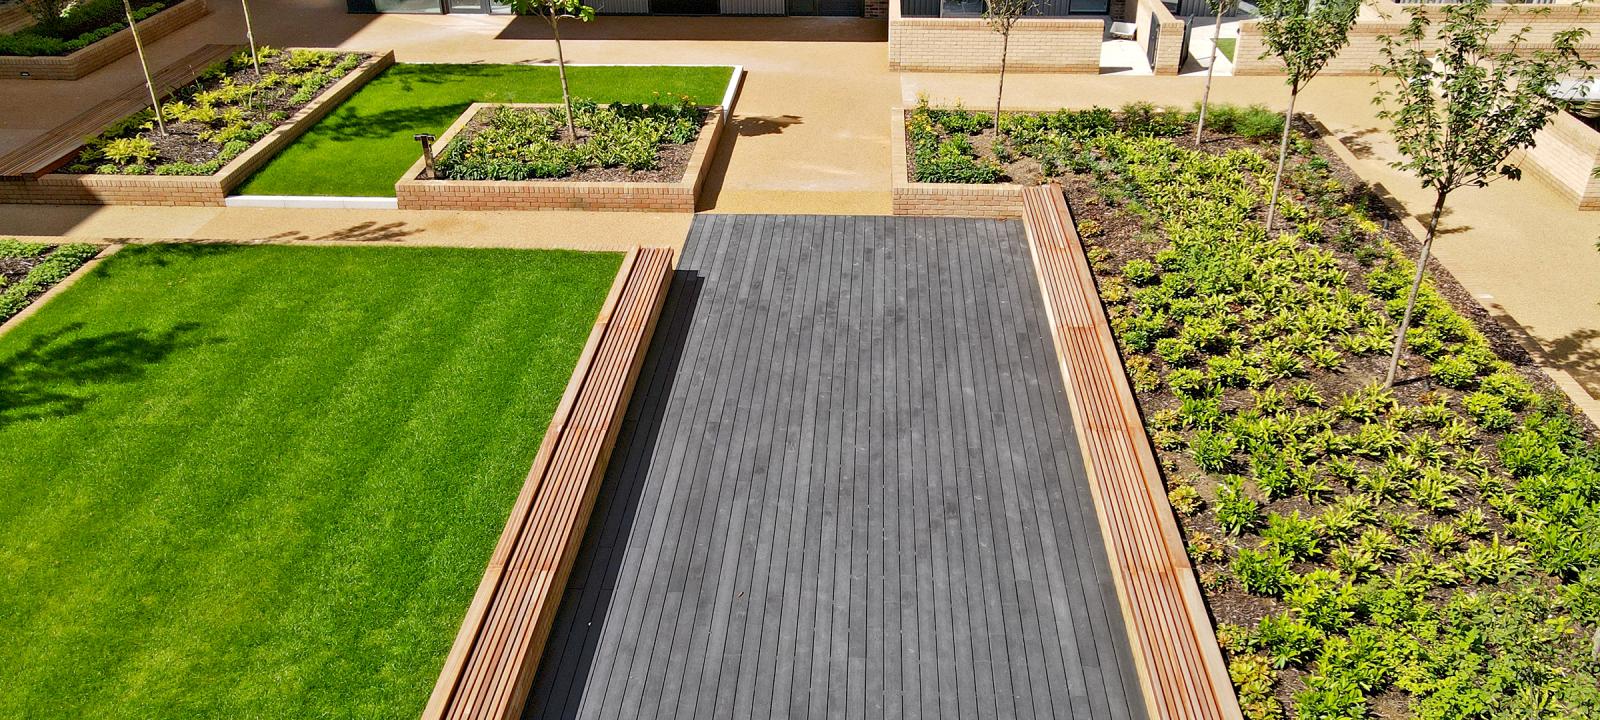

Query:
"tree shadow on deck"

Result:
[[523, 268, 705, 720]]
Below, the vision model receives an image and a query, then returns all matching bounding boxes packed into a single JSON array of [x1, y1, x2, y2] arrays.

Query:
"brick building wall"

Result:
[[888, 8, 1103, 72], [1233, 2, 1600, 75], [1520, 111, 1600, 211], [0, 0, 210, 81], [1129, 0, 1185, 75]]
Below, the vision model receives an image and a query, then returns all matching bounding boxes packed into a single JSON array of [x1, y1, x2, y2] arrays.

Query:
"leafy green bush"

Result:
[[0, 0, 168, 57], [65, 48, 361, 176], [0, 241, 101, 321], [431, 98, 705, 181]]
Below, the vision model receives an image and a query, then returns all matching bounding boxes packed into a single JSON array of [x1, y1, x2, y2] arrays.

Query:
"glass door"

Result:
[[448, 0, 488, 11]]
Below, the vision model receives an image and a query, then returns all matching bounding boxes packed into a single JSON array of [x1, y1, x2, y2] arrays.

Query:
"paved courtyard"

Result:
[[525, 215, 1145, 720], [0, 3, 1595, 410]]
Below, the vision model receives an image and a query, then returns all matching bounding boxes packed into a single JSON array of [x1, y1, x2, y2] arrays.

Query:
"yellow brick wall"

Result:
[[1519, 111, 1600, 211], [1234, 2, 1600, 76], [888, 16, 1103, 72], [0, 0, 210, 81]]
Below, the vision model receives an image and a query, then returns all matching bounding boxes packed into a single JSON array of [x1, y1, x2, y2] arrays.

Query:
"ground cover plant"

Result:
[[1029, 106, 1600, 718], [905, 98, 1283, 185], [0, 243, 621, 719], [60, 47, 368, 176], [0, 0, 168, 56], [237, 63, 733, 197], [0, 239, 97, 323], [435, 97, 704, 182]]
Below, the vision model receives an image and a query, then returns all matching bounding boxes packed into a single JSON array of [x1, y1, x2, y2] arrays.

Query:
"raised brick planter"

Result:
[[0, 0, 211, 81], [890, 108, 1026, 218], [0, 50, 394, 206], [1520, 110, 1600, 212], [395, 102, 724, 212]]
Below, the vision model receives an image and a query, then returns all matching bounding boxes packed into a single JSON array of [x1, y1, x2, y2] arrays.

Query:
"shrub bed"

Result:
[[0, 238, 98, 322], [0, 0, 168, 56], [904, 99, 1284, 185], [435, 98, 705, 183], [1048, 108, 1600, 718], [61, 47, 368, 176]]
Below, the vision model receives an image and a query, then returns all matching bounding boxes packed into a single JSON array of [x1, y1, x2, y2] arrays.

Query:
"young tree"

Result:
[[1254, 0, 1360, 231], [1194, 0, 1236, 147], [984, 0, 1034, 133], [241, 0, 262, 76], [123, 0, 165, 134], [20, 0, 70, 32], [1374, 0, 1592, 387], [508, 0, 596, 143]]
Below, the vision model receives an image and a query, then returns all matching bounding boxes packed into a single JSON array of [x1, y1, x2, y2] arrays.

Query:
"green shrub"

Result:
[[1233, 546, 1296, 596], [1191, 429, 1238, 472], [1261, 511, 1322, 561], [437, 100, 706, 181], [1215, 476, 1260, 534]]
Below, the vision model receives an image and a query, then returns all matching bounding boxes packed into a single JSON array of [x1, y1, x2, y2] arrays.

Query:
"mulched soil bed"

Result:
[[444, 109, 695, 184], [0, 241, 100, 323], [1070, 118, 1600, 716], [61, 49, 372, 176]]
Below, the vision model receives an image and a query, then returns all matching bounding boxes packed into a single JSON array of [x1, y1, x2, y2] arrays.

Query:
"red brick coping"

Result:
[[395, 103, 724, 212], [1022, 184, 1243, 720], [0, 50, 394, 206], [0, 0, 211, 81], [423, 247, 674, 720], [890, 108, 1027, 218]]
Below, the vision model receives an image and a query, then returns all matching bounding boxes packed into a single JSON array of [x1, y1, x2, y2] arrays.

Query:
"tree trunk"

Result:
[[1384, 190, 1448, 388], [1194, 10, 1226, 148], [552, 17, 577, 143], [1264, 83, 1298, 233], [994, 31, 1010, 134], [241, 0, 261, 76], [124, 0, 164, 134]]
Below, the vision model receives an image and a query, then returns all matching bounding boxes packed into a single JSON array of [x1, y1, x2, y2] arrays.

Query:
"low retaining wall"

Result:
[[395, 103, 724, 212], [888, 1, 1102, 73], [0, 50, 393, 206], [1130, 0, 1185, 76], [890, 108, 1026, 218], [1520, 111, 1600, 211], [1234, 1, 1600, 76], [0, 0, 211, 81]]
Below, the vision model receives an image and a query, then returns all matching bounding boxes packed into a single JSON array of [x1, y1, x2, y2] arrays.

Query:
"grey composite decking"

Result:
[[525, 215, 1146, 720]]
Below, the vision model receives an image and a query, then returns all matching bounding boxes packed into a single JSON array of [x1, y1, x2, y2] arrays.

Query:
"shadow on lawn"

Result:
[[523, 269, 704, 720], [0, 321, 210, 430]]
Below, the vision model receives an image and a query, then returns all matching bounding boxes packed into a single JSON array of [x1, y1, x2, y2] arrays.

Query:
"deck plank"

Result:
[[525, 215, 1147, 720]]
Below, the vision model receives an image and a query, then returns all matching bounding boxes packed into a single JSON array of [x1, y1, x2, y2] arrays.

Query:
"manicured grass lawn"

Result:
[[0, 244, 621, 719], [237, 63, 734, 197], [1215, 37, 1237, 62]]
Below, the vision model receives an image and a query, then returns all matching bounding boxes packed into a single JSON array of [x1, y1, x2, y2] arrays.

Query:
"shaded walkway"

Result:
[[526, 215, 1145, 720]]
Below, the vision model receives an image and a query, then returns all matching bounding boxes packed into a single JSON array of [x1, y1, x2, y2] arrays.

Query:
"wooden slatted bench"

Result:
[[424, 246, 676, 720], [0, 43, 239, 178], [1022, 184, 1243, 720]]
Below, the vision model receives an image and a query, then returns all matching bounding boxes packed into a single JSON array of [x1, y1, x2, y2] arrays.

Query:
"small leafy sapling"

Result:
[[509, 0, 597, 143], [1194, 0, 1237, 147], [984, 0, 1035, 135], [1254, 0, 1360, 231], [122, 0, 165, 133], [1374, 0, 1593, 387]]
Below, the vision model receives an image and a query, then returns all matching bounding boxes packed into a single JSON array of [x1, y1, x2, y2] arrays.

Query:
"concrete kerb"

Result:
[[0, 243, 121, 340], [221, 63, 744, 210]]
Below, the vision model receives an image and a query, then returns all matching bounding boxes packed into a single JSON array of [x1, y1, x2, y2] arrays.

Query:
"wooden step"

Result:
[[1021, 183, 1243, 720]]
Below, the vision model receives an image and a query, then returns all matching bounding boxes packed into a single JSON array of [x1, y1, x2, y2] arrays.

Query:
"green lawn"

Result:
[[0, 244, 622, 719], [1214, 37, 1237, 62], [237, 63, 734, 197]]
